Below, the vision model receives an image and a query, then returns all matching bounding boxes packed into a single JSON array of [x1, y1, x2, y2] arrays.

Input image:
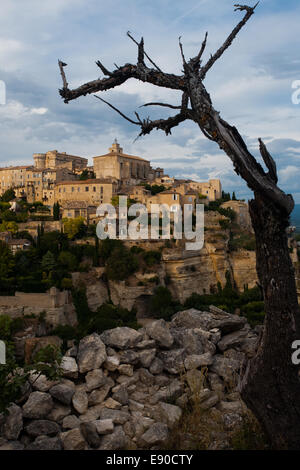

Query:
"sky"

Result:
[[0, 0, 300, 203]]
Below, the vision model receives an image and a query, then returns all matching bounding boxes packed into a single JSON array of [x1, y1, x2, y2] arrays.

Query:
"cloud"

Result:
[[0, 0, 299, 204]]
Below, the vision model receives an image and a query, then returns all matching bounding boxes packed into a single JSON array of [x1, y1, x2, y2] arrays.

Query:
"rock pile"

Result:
[[0, 307, 260, 450]]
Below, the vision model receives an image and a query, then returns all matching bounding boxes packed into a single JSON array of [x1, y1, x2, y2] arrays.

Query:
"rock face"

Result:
[[0, 309, 258, 450]]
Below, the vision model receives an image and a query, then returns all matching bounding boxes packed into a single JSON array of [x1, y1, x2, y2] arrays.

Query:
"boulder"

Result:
[[141, 422, 169, 446], [112, 385, 128, 405], [80, 421, 100, 448], [100, 327, 143, 350], [26, 436, 62, 450], [171, 309, 246, 334], [158, 402, 182, 428], [85, 369, 106, 392], [158, 349, 185, 374], [62, 415, 80, 430], [47, 403, 71, 423], [77, 333, 107, 373], [29, 372, 59, 392], [146, 320, 174, 348], [88, 383, 112, 406], [138, 348, 156, 368], [98, 425, 126, 450], [72, 390, 88, 415], [60, 428, 87, 450], [25, 420, 60, 437], [184, 353, 213, 370], [60, 356, 78, 379], [2, 404, 23, 440], [99, 408, 130, 425], [95, 419, 114, 435], [104, 355, 120, 371], [23, 392, 53, 419], [49, 384, 75, 405]]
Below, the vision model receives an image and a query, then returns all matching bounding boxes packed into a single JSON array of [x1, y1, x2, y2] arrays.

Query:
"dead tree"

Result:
[[58, 3, 300, 449]]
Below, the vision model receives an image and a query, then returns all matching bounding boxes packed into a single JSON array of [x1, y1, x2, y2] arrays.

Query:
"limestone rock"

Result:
[[26, 420, 60, 437], [47, 403, 71, 423], [100, 327, 143, 350], [95, 419, 114, 435], [149, 357, 164, 375], [112, 385, 128, 405], [217, 329, 249, 352], [141, 422, 169, 446], [77, 333, 107, 373], [184, 353, 213, 370], [88, 383, 112, 406], [23, 392, 53, 419], [80, 421, 100, 448], [146, 320, 174, 348], [171, 309, 246, 334], [158, 349, 185, 374], [72, 390, 88, 414], [62, 415, 80, 430], [29, 372, 58, 392], [99, 408, 130, 425], [2, 404, 23, 440], [138, 348, 156, 368], [60, 428, 87, 450], [60, 356, 78, 379], [104, 355, 120, 371], [98, 425, 126, 450], [26, 435, 62, 450], [104, 398, 122, 410], [118, 364, 133, 376], [49, 384, 75, 405], [158, 402, 182, 428], [85, 369, 106, 392]]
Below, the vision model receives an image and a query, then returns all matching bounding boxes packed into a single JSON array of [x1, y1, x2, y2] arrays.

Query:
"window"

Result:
[[93, 187, 96, 192], [172, 194, 178, 200], [85, 187, 89, 192], [72, 187, 74, 192], [100, 186, 103, 194]]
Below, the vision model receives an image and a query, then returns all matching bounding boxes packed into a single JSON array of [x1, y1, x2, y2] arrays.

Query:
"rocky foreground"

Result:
[[0, 307, 260, 450]]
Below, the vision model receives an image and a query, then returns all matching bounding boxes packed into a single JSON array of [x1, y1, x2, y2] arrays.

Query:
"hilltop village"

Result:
[[0, 139, 224, 222]]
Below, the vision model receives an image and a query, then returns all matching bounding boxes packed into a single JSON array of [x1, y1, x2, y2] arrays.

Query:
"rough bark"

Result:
[[240, 195, 300, 449], [58, 3, 300, 448]]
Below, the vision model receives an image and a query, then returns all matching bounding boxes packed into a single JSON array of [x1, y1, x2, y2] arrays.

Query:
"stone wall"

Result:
[[0, 288, 76, 328], [0, 307, 259, 450]]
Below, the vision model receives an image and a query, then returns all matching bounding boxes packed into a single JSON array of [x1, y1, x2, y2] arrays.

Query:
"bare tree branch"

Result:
[[190, 32, 208, 70], [258, 137, 278, 183], [200, 2, 258, 79], [95, 60, 113, 77], [94, 95, 140, 125], [139, 102, 181, 110], [58, 60, 68, 90], [127, 31, 163, 72], [59, 63, 184, 103]]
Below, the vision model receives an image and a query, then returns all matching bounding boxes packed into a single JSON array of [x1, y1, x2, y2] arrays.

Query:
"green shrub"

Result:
[[106, 246, 138, 281], [142, 250, 161, 267]]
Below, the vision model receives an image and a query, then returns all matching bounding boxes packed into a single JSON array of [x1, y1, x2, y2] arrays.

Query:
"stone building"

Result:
[[55, 179, 118, 207], [0, 166, 29, 195], [186, 179, 222, 201], [93, 140, 163, 184], [61, 201, 97, 224], [221, 200, 253, 232], [33, 150, 87, 172]]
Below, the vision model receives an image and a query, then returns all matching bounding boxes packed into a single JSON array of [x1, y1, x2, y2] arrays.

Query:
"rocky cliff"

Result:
[[0, 306, 260, 450]]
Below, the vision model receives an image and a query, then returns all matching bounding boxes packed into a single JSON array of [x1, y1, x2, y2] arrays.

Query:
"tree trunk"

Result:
[[240, 193, 300, 449]]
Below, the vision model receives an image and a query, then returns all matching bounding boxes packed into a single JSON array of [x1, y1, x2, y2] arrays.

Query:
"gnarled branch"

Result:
[[200, 2, 258, 79]]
